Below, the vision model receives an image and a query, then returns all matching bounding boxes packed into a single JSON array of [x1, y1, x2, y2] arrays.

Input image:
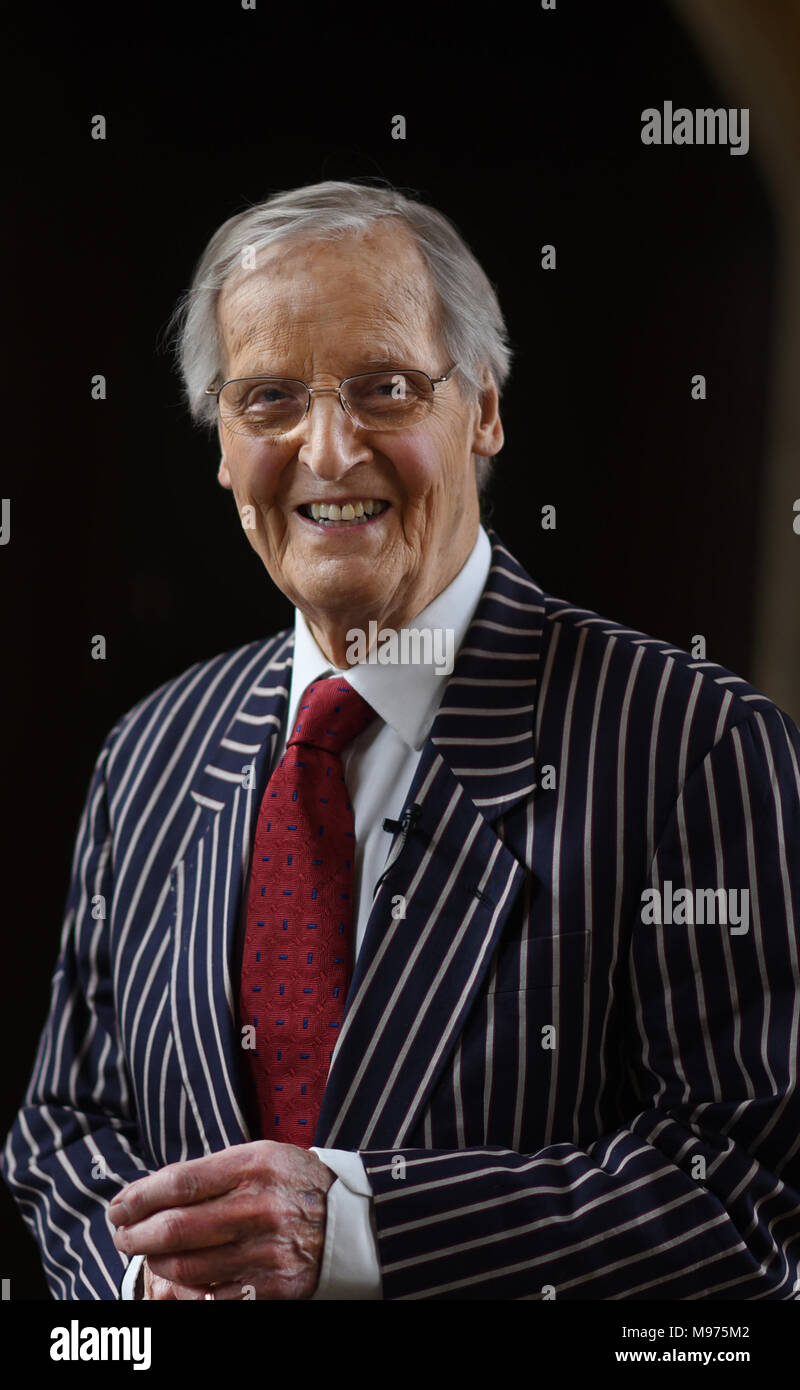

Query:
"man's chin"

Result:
[[286, 569, 393, 627]]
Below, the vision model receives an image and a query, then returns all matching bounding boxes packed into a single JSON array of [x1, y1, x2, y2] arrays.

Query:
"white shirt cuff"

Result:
[[120, 1253, 145, 1300], [310, 1147, 382, 1299]]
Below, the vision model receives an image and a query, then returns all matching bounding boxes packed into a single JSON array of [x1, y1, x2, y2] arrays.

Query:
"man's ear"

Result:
[[216, 422, 232, 489], [471, 367, 504, 460]]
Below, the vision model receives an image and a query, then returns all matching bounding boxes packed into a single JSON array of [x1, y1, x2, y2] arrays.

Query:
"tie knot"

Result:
[[288, 677, 376, 754]]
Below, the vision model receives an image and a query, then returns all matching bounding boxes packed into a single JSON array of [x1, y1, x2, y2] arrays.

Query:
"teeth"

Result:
[[304, 498, 387, 525]]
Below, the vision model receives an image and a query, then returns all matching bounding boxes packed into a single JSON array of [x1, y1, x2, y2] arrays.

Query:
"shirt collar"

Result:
[[287, 525, 492, 751]]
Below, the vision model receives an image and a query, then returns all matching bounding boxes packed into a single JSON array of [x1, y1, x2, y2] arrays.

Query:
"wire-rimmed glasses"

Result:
[[204, 364, 460, 437]]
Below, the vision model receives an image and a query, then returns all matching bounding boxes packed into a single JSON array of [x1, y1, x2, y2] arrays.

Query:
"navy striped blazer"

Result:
[[4, 532, 800, 1300]]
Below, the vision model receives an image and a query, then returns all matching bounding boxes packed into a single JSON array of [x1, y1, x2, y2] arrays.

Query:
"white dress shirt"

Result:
[[121, 525, 492, 1300]]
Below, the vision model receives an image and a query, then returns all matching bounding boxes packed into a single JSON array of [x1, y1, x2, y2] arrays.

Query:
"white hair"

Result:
[[167, 179, 513, 495]]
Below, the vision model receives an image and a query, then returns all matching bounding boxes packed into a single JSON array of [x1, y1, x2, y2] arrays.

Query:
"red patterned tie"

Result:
[[239, 677, 376, 1147]]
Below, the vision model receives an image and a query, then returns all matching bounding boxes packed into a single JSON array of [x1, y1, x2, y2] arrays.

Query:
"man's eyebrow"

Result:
[[349, 354, 413, 372], [230, 351, 415, 378]]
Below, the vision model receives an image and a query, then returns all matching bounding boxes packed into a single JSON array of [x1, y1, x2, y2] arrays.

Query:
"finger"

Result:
[[191, 1270, 318, 1301], [109, 1150, 250, 1226], [187, 1281, 257, 1301], [170, 1282, 217, 1301], [142, 1266, 178, 1301], [145, 1278, 178, 1301], [146, 1237, 266, 1288], [113, 1188, 273, 1256]]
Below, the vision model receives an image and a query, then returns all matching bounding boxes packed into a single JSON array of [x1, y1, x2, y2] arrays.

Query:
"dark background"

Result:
[[1, 0, 775, 1295]]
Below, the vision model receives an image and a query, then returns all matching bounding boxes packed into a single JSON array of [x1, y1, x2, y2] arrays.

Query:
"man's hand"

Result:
[[142, 1258, 178, 1300], [109, 1141, 336, 1300]]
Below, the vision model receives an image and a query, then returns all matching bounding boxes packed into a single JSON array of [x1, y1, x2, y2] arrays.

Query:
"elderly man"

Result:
[[4, 180, 800, 1302]]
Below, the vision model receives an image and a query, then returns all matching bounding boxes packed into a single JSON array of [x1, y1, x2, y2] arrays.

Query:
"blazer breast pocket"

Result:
[[487, 928, 590, 993]]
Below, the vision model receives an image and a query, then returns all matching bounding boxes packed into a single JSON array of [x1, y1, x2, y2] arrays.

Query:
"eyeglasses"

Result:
[[204, 364, 460, 438]]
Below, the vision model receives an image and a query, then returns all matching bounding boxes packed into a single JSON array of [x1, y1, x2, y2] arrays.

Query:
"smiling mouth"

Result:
[[297, 498, 390, 528]]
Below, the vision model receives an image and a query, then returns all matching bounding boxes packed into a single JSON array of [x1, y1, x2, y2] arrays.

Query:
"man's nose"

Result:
[[296, 391, 372, 481]]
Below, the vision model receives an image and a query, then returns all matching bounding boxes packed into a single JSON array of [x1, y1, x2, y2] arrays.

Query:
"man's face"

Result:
[[215, 223, 502, 648]]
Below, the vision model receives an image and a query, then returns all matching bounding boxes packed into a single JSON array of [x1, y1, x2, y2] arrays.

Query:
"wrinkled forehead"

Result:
[[217, 225, 440, 368]]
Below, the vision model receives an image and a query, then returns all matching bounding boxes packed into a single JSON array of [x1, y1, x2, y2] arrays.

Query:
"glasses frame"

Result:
[[204, 363, 460, 434]]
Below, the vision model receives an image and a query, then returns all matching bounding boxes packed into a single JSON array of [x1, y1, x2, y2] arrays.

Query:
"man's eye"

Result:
[[250, 387, 287, 405], [364, 375, 409, 398]]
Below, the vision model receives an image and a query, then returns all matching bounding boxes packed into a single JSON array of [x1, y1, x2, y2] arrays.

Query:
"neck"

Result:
[[307, 604, 418, 670], [303, 526, 481, 669]]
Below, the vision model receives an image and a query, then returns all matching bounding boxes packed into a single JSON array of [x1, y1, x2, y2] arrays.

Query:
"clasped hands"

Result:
[[109, 1140, 336, 1301]]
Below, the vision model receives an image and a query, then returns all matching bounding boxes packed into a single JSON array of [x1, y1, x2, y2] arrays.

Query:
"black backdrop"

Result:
[[1, 0, 775, 1297]]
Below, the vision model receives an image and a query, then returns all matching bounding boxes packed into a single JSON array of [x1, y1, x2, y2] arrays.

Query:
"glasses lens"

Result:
[[344, 371, 434, 429], [218, 378, 306, 436]]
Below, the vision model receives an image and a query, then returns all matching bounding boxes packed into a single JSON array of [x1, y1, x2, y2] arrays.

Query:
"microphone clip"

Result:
[[374, 803, 423, 893], [382, 803, 422, 838]]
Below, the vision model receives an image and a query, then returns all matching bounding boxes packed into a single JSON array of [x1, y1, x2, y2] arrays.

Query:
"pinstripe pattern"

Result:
[[3, 533, 800, 1299]]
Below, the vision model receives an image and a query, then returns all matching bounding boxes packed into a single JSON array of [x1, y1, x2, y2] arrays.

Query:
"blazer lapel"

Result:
[[315, 535, 547, 1149], [167, 631, 294, 1153]]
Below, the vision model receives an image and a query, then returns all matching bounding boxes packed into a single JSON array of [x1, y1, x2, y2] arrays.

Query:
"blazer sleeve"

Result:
[[1, 719, 154, 1299], [358, 705, 800, 1299]]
